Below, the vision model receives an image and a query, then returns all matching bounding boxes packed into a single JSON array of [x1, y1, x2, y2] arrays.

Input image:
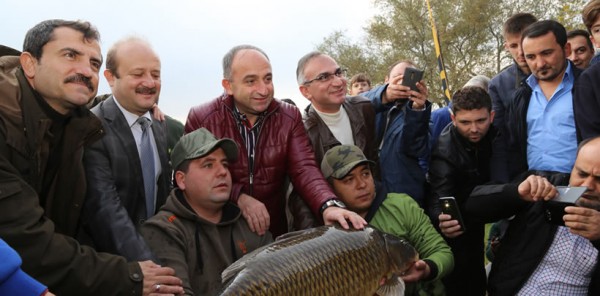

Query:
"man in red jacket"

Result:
[[185, 45, 366, 237]]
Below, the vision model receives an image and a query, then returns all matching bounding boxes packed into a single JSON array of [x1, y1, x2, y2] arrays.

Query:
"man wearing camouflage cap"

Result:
[[141, 128, 272, 296], [321, 145, 453, 295]]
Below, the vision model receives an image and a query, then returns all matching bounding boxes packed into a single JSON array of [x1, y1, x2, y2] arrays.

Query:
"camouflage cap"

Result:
[[171, 128, 238, 170], [321, 145, 375, 179]]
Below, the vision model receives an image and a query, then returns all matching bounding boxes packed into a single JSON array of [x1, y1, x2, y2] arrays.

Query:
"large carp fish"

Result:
[[220, 224, 418, 296]]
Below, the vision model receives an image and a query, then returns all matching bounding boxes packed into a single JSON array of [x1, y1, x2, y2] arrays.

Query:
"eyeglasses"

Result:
[[303, 68, 347, 85]]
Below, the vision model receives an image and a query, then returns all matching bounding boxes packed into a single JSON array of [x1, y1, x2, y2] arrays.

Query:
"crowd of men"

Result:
[[1, 1, 600, 295]]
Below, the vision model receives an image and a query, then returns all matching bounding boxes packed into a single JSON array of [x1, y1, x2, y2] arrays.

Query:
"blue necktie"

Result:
[[137, 117, 155, 217]]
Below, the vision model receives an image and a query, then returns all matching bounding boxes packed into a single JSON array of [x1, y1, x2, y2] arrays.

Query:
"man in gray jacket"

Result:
[[82, 37, 171, 261]]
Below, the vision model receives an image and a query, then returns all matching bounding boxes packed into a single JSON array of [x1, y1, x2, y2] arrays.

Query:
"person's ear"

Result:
[[104, 69, 116, 87], [20, 52, 37, 79], [489, 110, 496, 123], [222, 79, 233, 95], [299, 84, 313, 100], [175, 171, 186, 190]]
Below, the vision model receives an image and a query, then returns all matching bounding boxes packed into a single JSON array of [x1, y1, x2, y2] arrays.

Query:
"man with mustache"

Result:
[[505, 20, 582, 182], [464, 136, 600, 295], [0, 20, 182, 295], [81, 37, 173, 268]]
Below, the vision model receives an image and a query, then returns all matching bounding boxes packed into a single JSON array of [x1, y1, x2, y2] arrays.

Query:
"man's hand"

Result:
[[322, 207, 367, 230], [383, 75, 411, 104], [409, 81, 428, 110], [400, 260, 431, 283], [438, 213, 463, 238], [238, 193, 270, 235], [139, 260, 183, 296], [564, 206, 600, 241], [151, 104, 166, 122], [517, 175, 557, 202]]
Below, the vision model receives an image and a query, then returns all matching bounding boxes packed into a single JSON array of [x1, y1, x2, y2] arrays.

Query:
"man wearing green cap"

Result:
[[321, 145, 453, 295], [141, 128, 272, 296]]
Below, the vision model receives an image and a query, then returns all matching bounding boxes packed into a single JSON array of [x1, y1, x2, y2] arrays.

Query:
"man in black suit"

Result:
[[82, 36, 171, 263]]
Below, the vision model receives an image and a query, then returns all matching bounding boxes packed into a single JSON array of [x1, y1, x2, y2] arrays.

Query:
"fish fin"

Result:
[[375, 274, 405, 296], [221, 256, 248, 284], [275, 226, 322, 241]]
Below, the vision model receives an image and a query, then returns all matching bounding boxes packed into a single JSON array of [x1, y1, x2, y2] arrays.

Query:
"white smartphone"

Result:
[[554, 186, 587, 204]]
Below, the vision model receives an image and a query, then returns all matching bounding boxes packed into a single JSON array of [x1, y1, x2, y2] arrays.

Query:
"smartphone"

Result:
[[401, 67, 424, 91], [554, 186, 587, 204], [439, 196, 466, 232], [545, 186, 587, 226]]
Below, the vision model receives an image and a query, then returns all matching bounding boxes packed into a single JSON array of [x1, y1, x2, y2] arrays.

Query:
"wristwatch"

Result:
[[319, 199, 346, 214]]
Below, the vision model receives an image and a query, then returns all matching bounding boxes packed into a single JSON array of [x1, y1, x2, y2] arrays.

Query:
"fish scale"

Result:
[[220, 225, 418, 296]]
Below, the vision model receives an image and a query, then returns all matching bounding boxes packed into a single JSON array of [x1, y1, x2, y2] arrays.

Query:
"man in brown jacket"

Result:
[[0, 19, 182, 295]]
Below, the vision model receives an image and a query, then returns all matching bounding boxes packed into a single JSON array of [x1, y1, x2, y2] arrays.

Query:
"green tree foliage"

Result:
[[316, 0, 588, 104]]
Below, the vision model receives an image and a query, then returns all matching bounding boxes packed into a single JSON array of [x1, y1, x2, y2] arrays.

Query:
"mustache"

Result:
[[136, 86, 158, 95], [64, 74, 94, 92]]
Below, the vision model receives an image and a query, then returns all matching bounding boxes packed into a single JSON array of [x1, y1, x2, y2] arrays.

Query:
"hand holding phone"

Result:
[[545, 186, 587, 225], [439, 196, 467, 232], [401, 67, 424, 92]]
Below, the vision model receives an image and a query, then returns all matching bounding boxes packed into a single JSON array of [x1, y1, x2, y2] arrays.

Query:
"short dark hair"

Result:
[[23, 19, 100, 60], [521, 20, 567, 48], [451, 86, 492, 114], [503, 13, 538, 36], [222, 45, 269, 80], [173, 159, 191, 189], [568, 29, 594, 51], [349, 73, 371, 86], [583, 0, 600, 33]]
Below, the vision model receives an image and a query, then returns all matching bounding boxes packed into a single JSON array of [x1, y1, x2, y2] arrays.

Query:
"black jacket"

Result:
[[427, 123, 507, 296], [505, 62, 583, 180], [466, 181, 600, 296]]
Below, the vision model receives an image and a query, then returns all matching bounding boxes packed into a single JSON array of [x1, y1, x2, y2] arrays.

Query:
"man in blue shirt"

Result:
[[505, 20, 583, 182]]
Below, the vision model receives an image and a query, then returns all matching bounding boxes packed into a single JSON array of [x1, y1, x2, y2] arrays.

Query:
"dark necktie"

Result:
[[137, 117, 155, 217]]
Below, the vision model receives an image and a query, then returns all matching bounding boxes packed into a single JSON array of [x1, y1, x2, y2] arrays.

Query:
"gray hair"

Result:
[[222, 45, 269, 80], [296, 51, 324, 85], [463, 75, 490, 91]]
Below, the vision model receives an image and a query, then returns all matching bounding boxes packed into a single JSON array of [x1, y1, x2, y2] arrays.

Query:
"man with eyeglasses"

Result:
[[362, 60, 431, 206], [296, 51, 377, 170], [185, 45, 367, 238]]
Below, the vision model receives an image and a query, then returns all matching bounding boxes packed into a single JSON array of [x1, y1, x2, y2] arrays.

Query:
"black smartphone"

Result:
[[439, 196, 467, 232], [401, 67, 424, 91], [545, 186, 587, 225]]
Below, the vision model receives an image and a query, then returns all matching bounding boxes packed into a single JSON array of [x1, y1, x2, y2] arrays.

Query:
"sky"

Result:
[[2, 0, 377, 122]]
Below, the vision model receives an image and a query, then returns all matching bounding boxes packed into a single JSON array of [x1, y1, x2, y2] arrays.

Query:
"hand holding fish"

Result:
[[400, 260, 431, 283], [238, 193, 270, 235], [322, 206, 367, 230]]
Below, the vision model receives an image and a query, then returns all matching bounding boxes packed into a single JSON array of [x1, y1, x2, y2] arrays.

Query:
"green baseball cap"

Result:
[[171, 128, 238, 170], [321, 145, 375, 179]]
